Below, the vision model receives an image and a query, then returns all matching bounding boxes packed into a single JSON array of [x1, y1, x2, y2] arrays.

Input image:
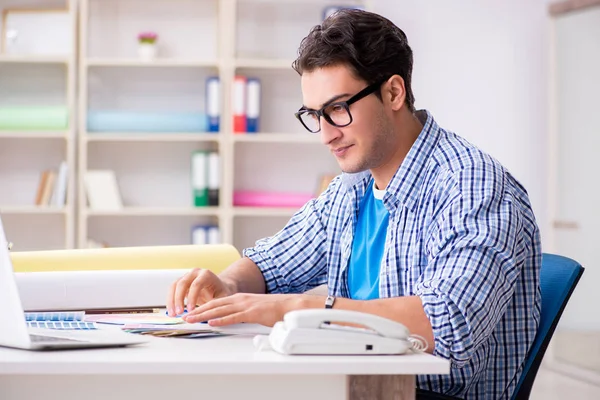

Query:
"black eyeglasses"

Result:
[[294, 78, 387, 133]]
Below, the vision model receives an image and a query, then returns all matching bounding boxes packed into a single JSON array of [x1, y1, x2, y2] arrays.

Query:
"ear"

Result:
[[383, 75, 406, 111]]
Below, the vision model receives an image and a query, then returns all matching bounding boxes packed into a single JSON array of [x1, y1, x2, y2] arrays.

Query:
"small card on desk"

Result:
[[121, 323, 227, 339]]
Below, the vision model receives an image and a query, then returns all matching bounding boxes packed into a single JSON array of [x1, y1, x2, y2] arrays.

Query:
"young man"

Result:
[[166, 9, 541, 399]]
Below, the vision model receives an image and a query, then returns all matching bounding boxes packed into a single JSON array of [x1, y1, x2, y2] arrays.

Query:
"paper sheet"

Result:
[[85, 314, 184, 325]]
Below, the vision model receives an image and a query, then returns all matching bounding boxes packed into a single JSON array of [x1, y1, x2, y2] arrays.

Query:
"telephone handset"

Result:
[[255, 309, 428, 355]]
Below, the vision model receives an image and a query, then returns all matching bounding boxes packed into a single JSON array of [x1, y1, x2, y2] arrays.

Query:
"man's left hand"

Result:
[[182, 293, 306, 327]]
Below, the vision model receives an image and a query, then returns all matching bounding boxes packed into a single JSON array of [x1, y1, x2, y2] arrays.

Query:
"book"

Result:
[[34, 170, 50, 205], [84, 170, 123, 211], [51, 160, 68, 206]]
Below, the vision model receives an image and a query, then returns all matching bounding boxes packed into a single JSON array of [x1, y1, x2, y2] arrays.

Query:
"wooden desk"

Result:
[[0, 325, 449, 400]]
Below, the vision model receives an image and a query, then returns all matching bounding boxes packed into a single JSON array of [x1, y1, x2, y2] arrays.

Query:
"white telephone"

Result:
[[254, 309, 428, 355]]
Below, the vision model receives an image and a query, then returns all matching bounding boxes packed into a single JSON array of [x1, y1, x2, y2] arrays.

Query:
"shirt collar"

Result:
[[341, 110, 441, 212]]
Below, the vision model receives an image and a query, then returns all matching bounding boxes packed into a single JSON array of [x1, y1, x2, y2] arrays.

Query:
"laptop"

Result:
[[0, 216, 147, 350]]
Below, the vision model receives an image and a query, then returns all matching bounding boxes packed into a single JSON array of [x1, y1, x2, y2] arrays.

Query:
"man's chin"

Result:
[[338, 162, 368, 174]]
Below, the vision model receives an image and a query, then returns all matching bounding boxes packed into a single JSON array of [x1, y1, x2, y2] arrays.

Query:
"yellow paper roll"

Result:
[[10, 244, 240, 274]]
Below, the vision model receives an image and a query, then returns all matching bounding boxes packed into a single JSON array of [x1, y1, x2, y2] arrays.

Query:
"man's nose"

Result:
[[320, 117, 341, 145]]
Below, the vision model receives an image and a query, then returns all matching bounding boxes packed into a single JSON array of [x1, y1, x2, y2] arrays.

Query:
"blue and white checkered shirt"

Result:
[[244, 110, 541, 399]]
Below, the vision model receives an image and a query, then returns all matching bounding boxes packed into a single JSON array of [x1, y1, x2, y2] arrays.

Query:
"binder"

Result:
[[207, 226, 220, 244], [246, 78, 261, 133], [233, 75, 247, 133], [206, 77, 220, 132], [191, 225, 208, 245], [191, 151, 208, 207], [191, 225, 220, 245], [207, 151, 220, 206]]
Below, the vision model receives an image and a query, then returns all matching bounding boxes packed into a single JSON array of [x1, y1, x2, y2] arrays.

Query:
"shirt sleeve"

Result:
[[415, 162, 529, 367], [242, 176, 342, 294]]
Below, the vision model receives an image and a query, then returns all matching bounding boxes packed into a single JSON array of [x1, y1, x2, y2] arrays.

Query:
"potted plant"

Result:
[[137, 32, 158, 61]]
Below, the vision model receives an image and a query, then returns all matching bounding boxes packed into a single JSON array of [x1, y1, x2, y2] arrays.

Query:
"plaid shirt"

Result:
[[244, 110, 541, 399]]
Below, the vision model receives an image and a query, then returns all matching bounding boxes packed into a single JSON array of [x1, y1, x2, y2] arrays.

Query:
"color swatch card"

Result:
[[85, 314, 184, 325], [27, 321, 97, 330], [121, 323, 226, 339], [24, 311, 97, 330], [25, 311, 85, 321]]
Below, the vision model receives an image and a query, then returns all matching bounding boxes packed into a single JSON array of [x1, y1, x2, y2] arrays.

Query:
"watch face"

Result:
[[325, 296, 335, 308]]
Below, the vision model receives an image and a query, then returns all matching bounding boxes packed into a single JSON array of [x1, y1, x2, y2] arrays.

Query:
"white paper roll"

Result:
[[14, 269, 190, 311]]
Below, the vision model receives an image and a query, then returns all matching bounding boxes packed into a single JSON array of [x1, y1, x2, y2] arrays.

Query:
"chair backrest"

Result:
[[512, 253, 584, 399]]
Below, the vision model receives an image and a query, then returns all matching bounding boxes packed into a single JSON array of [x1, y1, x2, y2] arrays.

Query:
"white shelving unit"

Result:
[[0, 0, 77, 251], [77, 0, 222, 248], [3, 0, 375, 253], [75, 0, 371, 252]]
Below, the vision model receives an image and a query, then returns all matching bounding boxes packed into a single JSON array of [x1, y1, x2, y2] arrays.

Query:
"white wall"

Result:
[[552, 6, 600, 332], [373, 0, 550, 242]]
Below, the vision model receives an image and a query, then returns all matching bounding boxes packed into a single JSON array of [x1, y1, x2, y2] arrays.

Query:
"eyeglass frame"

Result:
[[294, 77, 388, 133]]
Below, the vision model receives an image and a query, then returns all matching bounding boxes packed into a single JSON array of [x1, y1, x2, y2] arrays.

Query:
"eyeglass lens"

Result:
[[299, 103, 352, 133]]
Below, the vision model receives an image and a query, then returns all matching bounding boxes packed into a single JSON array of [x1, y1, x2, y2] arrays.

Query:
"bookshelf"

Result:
[[76, 0, 369, 253], [77, 0, 222, 248], [1, 0, 370, 253], [0, 0, 77, 251]]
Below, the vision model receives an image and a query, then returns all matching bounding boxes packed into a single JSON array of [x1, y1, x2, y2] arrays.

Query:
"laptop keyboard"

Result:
[[30, 334, 84, 343]]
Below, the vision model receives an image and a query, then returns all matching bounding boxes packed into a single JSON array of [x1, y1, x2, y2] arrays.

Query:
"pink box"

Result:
[[233, 191, 315, 207]]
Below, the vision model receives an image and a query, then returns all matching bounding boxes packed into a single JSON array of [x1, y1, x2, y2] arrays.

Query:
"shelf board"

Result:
[[84, 133, 221, 142], [232, 133, 320, 143], [234, 58, 295, 69], [85, 207, 220, 217], [0, 55, 69, 64], [86, 58, 218, 68], [0, 206, 67, 215], [233, 207, 301, 217], [0, 131, 68, 139]]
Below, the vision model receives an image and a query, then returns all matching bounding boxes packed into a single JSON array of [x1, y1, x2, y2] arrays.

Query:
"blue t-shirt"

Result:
[[347, 179, 389, 300]]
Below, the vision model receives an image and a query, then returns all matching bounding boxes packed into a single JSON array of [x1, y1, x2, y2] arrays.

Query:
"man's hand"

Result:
[[182, 293, 305, 327], [166, 268, 235, 317]]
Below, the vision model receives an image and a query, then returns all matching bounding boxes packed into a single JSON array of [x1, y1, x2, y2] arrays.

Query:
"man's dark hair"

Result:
[[293, 9, 416, 113]]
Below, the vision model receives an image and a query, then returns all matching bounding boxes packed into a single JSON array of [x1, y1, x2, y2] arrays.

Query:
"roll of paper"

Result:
[[0, 106, 68, 130], [14, 269, 190, 311], [87, 110, 208, 132]]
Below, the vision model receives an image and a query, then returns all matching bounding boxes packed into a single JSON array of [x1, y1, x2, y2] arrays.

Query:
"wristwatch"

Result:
[[325, 295, 336, 309]]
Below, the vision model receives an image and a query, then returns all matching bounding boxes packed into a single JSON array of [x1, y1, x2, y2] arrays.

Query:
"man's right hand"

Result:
[[166, 268, 235, 317]]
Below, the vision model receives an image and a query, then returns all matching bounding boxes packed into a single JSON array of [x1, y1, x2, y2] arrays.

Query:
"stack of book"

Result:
[[34, 161, 68, 207]]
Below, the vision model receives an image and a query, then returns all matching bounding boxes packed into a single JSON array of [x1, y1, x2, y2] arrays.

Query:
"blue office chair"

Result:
[[512, 253, 584, 399], [416, 253, 584, 400]]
